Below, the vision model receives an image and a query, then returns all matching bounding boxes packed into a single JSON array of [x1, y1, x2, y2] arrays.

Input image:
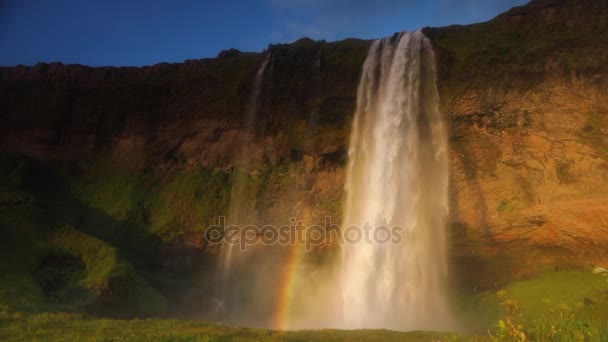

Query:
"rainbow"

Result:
[[272, 241, 301, 330]]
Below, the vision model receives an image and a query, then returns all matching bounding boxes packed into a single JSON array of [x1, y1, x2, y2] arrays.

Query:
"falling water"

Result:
[[216, 53, 271, 313], [242, 53, 272, 137], [308, 48, 322, 128], [339, 31, 450, 330]]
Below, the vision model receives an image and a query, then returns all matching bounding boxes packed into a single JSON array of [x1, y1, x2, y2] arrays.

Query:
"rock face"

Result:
[[426, 0, 608, 287], [0, 39, 367, 165], [446, 78, 608, 288], [1, 0, 607, 292]]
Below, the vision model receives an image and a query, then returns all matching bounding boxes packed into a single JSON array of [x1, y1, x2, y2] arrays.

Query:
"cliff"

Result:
[[428, 0, 608, 287], [1, 0, 607, 314]]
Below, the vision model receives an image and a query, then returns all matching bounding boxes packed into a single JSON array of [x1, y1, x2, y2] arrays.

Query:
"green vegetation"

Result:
[[70, 155, 232, 240], [429, 11, 608, 92], [0, 312, 458, 341], [457, 271, 608, 341], [0, 151, 230, 318], [0, 185, 31, 207], [1, 237, 605, 342], [149, 168, 231, 239], [0, 146, 346, 322], [47, 226, 133, 295], [1, 270, 606, 341], [73, 157, 149, 224], [0, 226, 48, 313]]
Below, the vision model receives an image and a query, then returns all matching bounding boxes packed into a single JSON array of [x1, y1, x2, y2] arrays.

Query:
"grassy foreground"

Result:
[[456, 270, 608, 341], [0, 313, 454, 342], [1, 271, 607, 341]]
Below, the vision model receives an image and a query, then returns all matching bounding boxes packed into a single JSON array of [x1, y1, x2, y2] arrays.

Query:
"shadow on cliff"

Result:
[[448, 135, 522, 292], [0, 151, 168, 316]]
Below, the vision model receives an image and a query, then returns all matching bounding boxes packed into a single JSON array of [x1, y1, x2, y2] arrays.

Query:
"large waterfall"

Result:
[[339, 31, 450, 330]]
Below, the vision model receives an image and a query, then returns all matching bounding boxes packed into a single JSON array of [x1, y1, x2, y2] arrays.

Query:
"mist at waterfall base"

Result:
[[208, 31, 451, 331]]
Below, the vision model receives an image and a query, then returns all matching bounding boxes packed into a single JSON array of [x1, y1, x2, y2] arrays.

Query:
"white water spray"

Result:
[[339, 31, 450, 330]]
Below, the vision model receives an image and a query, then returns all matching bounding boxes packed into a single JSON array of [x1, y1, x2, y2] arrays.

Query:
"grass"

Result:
[[0, 152, 168, 316], [504, 271, 607, 317], [456, 270, 608, 340], [0, 203, 51, 313], [0, 226, 48, 312], [0, 270, 606, 341], [47, 226, 134, 294], [0, 150, 329, 319], [0, 209, 163, 316], [0, 312, 458, 342]]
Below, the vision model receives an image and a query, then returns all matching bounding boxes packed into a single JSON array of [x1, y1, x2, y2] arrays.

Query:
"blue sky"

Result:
[[0, 0, 528, 67]]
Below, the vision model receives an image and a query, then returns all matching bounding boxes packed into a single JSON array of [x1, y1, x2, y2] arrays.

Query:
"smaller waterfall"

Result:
[[242, 54, 272, 135], [308, 48, 322, 128], [216, 53, 272, 311]]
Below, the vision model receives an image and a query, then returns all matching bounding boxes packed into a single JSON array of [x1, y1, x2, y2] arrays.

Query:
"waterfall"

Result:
[[308, 48, 322, 128], [216, 53, 271, 314], [339, 31, 451, 330], [243, 53, 272, 136]]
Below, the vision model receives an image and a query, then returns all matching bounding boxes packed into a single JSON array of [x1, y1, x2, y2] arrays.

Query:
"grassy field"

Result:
[[455, 270, 608, 341], [0, 271, 607, 341], [0, 313, 456, 342]]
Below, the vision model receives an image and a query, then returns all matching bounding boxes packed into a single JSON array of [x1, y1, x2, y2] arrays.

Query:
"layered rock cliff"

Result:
[[1, 0, 607, 312], [429, 0, 608, 287]]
